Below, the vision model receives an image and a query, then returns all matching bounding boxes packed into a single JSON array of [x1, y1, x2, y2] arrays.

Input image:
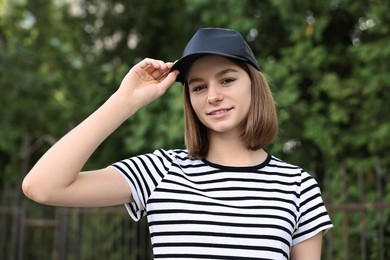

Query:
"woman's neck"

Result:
[[206, 132, 268, 167]]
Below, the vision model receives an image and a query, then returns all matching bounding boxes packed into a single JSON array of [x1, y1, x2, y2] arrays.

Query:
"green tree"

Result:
[[1, 0, 389, 259]]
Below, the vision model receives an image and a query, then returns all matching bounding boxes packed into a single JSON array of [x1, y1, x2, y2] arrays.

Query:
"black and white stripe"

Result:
[[112, 149, 333, 260]]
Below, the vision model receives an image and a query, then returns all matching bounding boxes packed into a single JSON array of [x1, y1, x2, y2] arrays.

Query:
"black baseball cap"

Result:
[[171, 27, 260, 83]]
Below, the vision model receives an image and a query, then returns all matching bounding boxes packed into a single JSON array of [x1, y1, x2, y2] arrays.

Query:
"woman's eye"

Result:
[[191, 85, 206, 92], [221, 78, 235, 84]]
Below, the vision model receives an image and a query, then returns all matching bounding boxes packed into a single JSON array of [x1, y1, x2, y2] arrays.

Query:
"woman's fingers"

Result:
[[139, 58, 169, 71], [155, 70, 179, 94], [138, 58, 174, 80]]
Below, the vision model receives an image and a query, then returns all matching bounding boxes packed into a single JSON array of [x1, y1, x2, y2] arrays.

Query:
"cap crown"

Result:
[[172, 28, 260, 83]]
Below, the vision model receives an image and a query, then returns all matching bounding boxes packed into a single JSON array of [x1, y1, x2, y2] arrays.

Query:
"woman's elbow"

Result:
[[22, 175, 50, 204]]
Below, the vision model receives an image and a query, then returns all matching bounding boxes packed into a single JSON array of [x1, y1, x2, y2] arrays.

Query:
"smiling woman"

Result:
[[22, 27, 333, 260]]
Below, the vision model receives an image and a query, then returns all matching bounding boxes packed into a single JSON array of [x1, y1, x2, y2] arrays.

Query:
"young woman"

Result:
[[23, 28, 333, 259]]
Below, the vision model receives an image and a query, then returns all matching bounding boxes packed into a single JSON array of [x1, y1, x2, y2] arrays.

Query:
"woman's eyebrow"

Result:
[[215, 68, 239, 78], [188, 68, 239, 85], [187, 77, 203, 86]]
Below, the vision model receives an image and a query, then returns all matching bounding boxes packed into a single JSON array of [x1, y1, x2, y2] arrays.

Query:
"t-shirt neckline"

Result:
[[201, 153, 272, 172]]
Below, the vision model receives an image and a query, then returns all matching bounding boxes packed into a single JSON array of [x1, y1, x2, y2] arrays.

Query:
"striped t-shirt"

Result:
[[111, 149, 333, 260]]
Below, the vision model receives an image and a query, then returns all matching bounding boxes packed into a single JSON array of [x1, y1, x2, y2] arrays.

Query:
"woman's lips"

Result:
[[206, 107, 233, 117]]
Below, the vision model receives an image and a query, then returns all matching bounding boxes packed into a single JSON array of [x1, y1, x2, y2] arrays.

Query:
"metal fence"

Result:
[[1, 163, 389, 260], [0, 188, 152, 260], [320, 161, 390, 260]]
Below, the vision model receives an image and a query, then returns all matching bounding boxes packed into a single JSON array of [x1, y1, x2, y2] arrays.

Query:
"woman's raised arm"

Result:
[[22, 58, 179, 207]]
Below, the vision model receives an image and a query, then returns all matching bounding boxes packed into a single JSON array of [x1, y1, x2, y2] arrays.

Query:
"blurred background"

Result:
[[0, 0, 389, 259]]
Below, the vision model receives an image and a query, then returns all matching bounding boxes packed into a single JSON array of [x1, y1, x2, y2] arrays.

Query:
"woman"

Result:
[[23, 28, 333, 259]]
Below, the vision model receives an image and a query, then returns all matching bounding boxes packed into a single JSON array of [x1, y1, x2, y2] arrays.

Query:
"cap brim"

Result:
[[170, 52, 248, 84]]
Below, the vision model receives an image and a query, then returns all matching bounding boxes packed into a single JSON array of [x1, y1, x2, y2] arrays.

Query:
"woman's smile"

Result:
[[206, 107, 233, 117]]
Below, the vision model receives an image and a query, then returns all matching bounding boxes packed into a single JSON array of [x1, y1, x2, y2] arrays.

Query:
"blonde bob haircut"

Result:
[[183, 58, 278, 159]]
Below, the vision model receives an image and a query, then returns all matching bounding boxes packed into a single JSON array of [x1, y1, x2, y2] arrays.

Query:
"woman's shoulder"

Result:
[[153, 149, 211, 170], [151, 148, 197, 165], [267, 155, 304, 173], [268, 155, 320, 187], [152, 148, 189, 160], [113, 149, 194, 168]]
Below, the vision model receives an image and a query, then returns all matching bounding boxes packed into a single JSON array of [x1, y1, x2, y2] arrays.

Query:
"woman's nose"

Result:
[[207, 85, 223, 104]]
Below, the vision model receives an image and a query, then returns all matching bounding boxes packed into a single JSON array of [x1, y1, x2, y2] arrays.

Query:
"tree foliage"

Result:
[[0, 0, 389, 258]]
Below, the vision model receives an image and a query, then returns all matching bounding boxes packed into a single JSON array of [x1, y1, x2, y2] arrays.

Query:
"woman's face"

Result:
[[187, 55, 252, 137]]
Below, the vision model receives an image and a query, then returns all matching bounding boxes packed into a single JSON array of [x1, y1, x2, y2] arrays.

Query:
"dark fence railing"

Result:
[[1, 162, 389, 260], [320, 161, 390, 260], [0, 189, 152, 260]]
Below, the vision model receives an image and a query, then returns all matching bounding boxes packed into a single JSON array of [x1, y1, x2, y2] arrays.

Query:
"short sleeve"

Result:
[[110, 149, 174, 221], [292, 171, 333, 245]]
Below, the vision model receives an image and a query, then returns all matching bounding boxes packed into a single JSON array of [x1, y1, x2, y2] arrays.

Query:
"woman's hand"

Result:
[[116, 58, 179, 109]]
